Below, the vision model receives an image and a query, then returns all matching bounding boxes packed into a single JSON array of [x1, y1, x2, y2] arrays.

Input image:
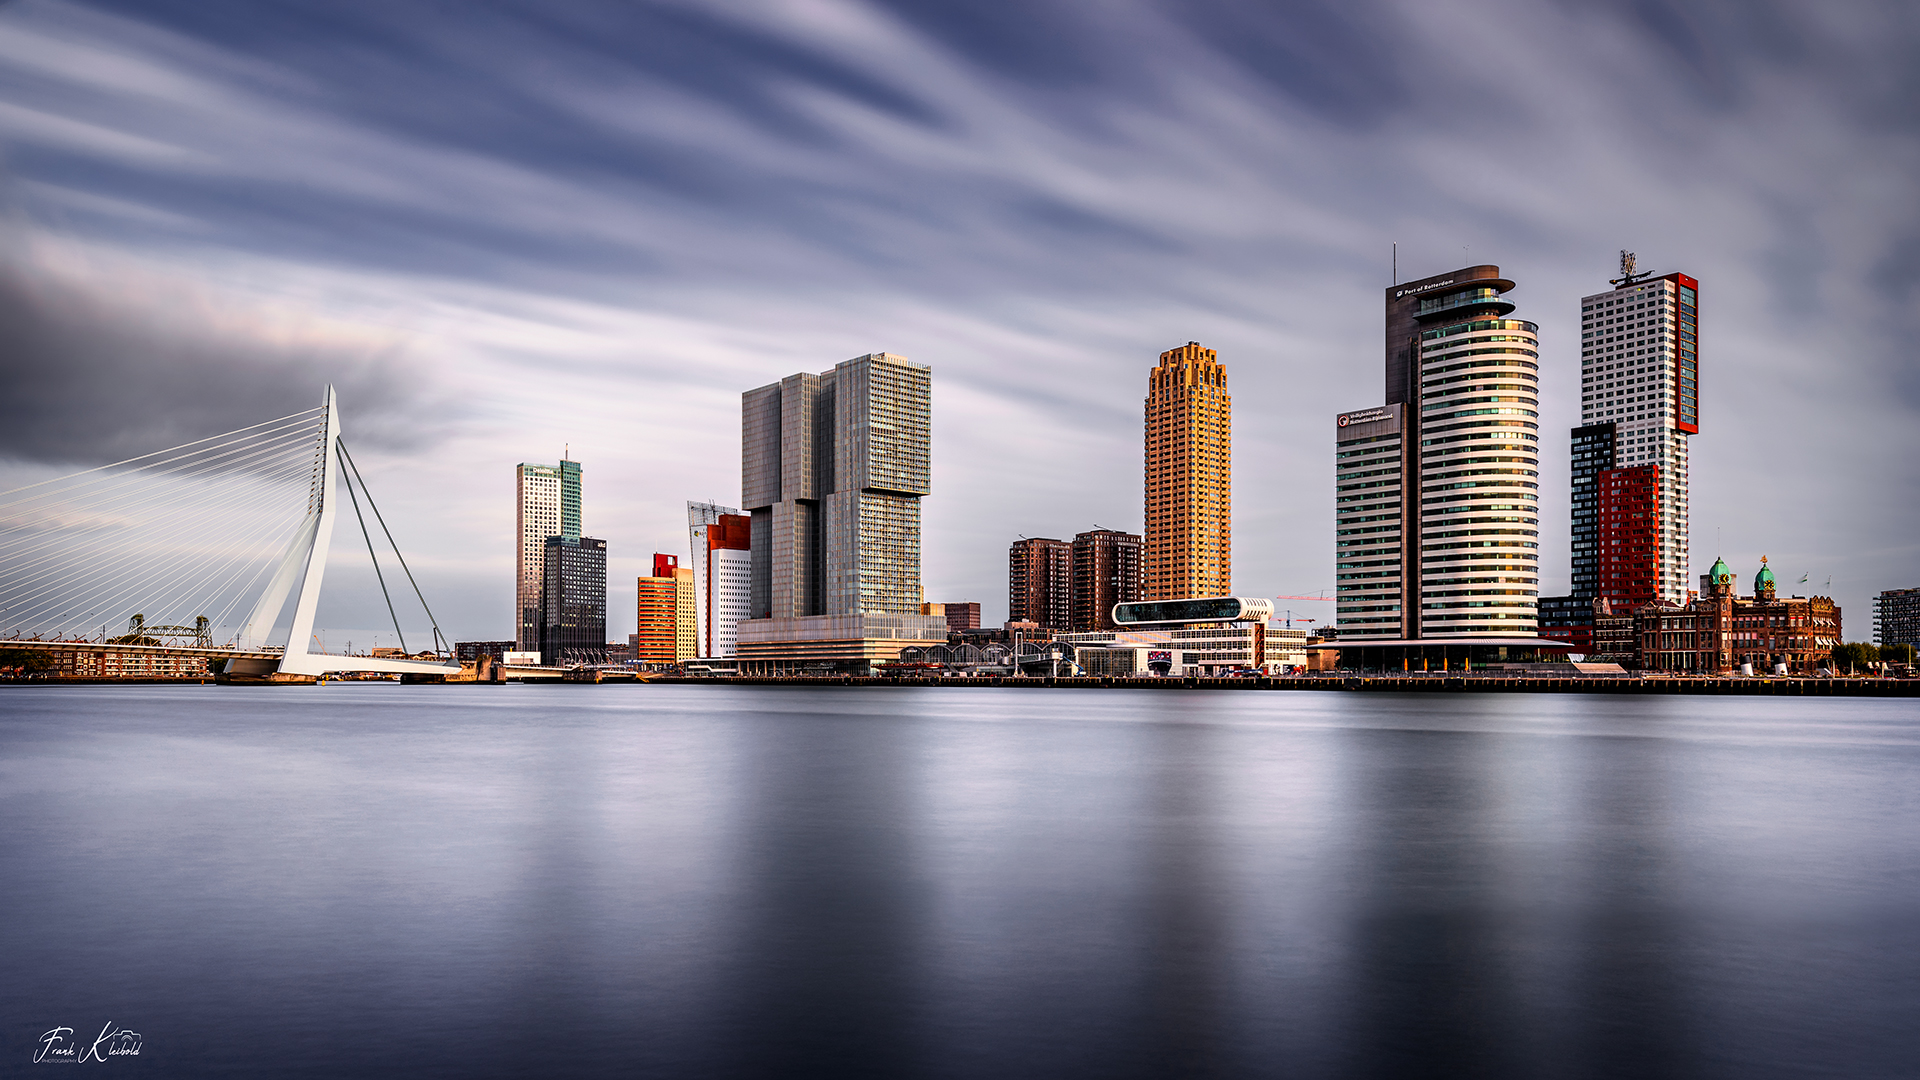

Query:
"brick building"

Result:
[[1634, 557, 1840, 673]]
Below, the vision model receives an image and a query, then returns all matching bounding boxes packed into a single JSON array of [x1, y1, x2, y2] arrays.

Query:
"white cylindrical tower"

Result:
[[1414, 292, 1541, 637]]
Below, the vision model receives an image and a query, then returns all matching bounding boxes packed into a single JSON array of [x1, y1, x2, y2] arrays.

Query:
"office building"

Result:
[[672, 561, 697, 662], [634, 554, 681, 665], [540, 534, 605, 666], [1009, 537, 1072, 630], [1072, 528, 1144, 632], [737, 353, 946, 673], [687, 502, 750, 658], [688, 505, 751, 658], [1145, 342, 1231, 600], [1874, 587, 1920, 650], [515, 458, 581, 651], [1335, 265, 1542, 644]]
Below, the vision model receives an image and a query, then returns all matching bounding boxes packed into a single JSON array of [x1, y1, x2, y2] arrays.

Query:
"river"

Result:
[[3, 683, 1916, 1077]]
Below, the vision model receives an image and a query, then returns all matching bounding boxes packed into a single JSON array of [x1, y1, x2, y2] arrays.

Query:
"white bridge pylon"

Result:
[[239, 387, 458, 678]]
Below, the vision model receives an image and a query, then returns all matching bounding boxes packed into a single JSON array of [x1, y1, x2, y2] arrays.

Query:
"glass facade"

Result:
[[541, 535, 606, 666], [743, 353, 932, 620], [1113, 597, 1248, 625], [1416, 309, 1541, 637], [1334, 406, 1407, 640], [1568, 422, 1616, 597], [1348, 266, 1538, 641]]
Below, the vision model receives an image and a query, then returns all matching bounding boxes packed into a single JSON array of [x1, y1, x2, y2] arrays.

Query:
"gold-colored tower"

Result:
[[1144, 341, 1230, 600]]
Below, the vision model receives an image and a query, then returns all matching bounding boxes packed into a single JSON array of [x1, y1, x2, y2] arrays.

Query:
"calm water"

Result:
[[2, 684, 1917, 1078]]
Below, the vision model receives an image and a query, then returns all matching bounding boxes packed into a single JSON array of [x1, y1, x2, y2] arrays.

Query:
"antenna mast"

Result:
[[1609, 249, 1650, 288]]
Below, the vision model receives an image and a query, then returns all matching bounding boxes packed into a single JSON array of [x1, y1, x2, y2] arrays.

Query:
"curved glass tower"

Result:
[[1411, 280, 1540, 636], [1336, 265, 1540, 641]]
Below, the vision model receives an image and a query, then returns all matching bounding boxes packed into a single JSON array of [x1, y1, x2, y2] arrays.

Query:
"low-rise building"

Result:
[[1591, 598, 1638, 665], [940, 602, 981, 633], [1537, 594, 1596, 653], [1055, 596, 1287, 676], [1636, 557, 1840, 674], [455, 640, 514, 664]]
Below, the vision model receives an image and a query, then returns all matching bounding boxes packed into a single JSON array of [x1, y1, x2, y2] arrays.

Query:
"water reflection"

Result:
[[0, 686, 1915, 1078]]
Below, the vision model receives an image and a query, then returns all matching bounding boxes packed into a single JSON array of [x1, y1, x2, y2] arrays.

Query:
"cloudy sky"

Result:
[[1, 0, 1915, 643]]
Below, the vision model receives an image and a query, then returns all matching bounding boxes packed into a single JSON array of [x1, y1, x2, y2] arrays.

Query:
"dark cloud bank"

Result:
[[0, 255, 453, 466]]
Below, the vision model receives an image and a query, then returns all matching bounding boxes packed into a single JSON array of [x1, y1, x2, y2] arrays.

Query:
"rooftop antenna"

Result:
[[1392, 242, 1397, 285], [1610, 249, 1649, 288]]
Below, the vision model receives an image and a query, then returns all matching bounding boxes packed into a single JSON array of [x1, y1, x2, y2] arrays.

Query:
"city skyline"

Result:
[[0, 1, 1913, 644]]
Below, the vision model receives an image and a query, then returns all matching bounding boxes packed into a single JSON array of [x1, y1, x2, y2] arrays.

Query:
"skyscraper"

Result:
[[541, 534, 605, 666], [1336, 265, 1541, 642], [515, 458, 581, 652], [1575, 261, 1697, 607], [1144, 342, 1230, 600], [687, 503, 751, 658], [1009, 537, 1071, 630], [687, 502, 737, 658], [1071, 528, 1144, 632], [737, 352, 946, 673]]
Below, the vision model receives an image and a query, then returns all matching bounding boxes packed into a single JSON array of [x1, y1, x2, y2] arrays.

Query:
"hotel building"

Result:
[[515, 458, 581, 652], [1145, 342, 1230, 600], [738, 353, 947, 673], [1635, 558, 1838, 674], [1335, 265, 1544, 646]]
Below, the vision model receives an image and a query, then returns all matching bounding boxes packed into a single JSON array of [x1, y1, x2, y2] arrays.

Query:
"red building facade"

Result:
[[1595, 465, 1660, 611]]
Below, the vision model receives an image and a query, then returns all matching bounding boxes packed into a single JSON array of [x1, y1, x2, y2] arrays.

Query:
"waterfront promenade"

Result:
[[660, 673, 1918, 696]]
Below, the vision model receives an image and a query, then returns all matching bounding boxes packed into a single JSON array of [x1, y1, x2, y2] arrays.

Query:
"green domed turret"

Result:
[[1755, 556, 1777, 600], [1707, 555, 1734, 598]]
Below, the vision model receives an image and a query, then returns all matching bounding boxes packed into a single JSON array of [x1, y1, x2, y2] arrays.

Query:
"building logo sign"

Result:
[[1338, 408, 1392, 428], [1393, 279, 1456, 299]]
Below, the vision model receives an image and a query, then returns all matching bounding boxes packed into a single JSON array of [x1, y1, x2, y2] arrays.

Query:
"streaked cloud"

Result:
[[0, 0, 1914, 639]]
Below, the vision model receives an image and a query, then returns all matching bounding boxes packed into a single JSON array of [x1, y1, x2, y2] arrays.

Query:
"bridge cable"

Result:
[[337, 440, 449, 655], [0, 407, 323, 507], [334, 440, 408, 656]]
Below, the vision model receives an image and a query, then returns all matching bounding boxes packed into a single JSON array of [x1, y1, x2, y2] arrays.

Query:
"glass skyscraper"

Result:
[[1336, 265, 1542, 642], [515, 458, 581, 652], [737, 353, 945, 673]]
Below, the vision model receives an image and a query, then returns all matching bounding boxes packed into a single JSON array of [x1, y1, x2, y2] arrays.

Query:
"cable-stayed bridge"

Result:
[[1, 388, 458, 681]]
